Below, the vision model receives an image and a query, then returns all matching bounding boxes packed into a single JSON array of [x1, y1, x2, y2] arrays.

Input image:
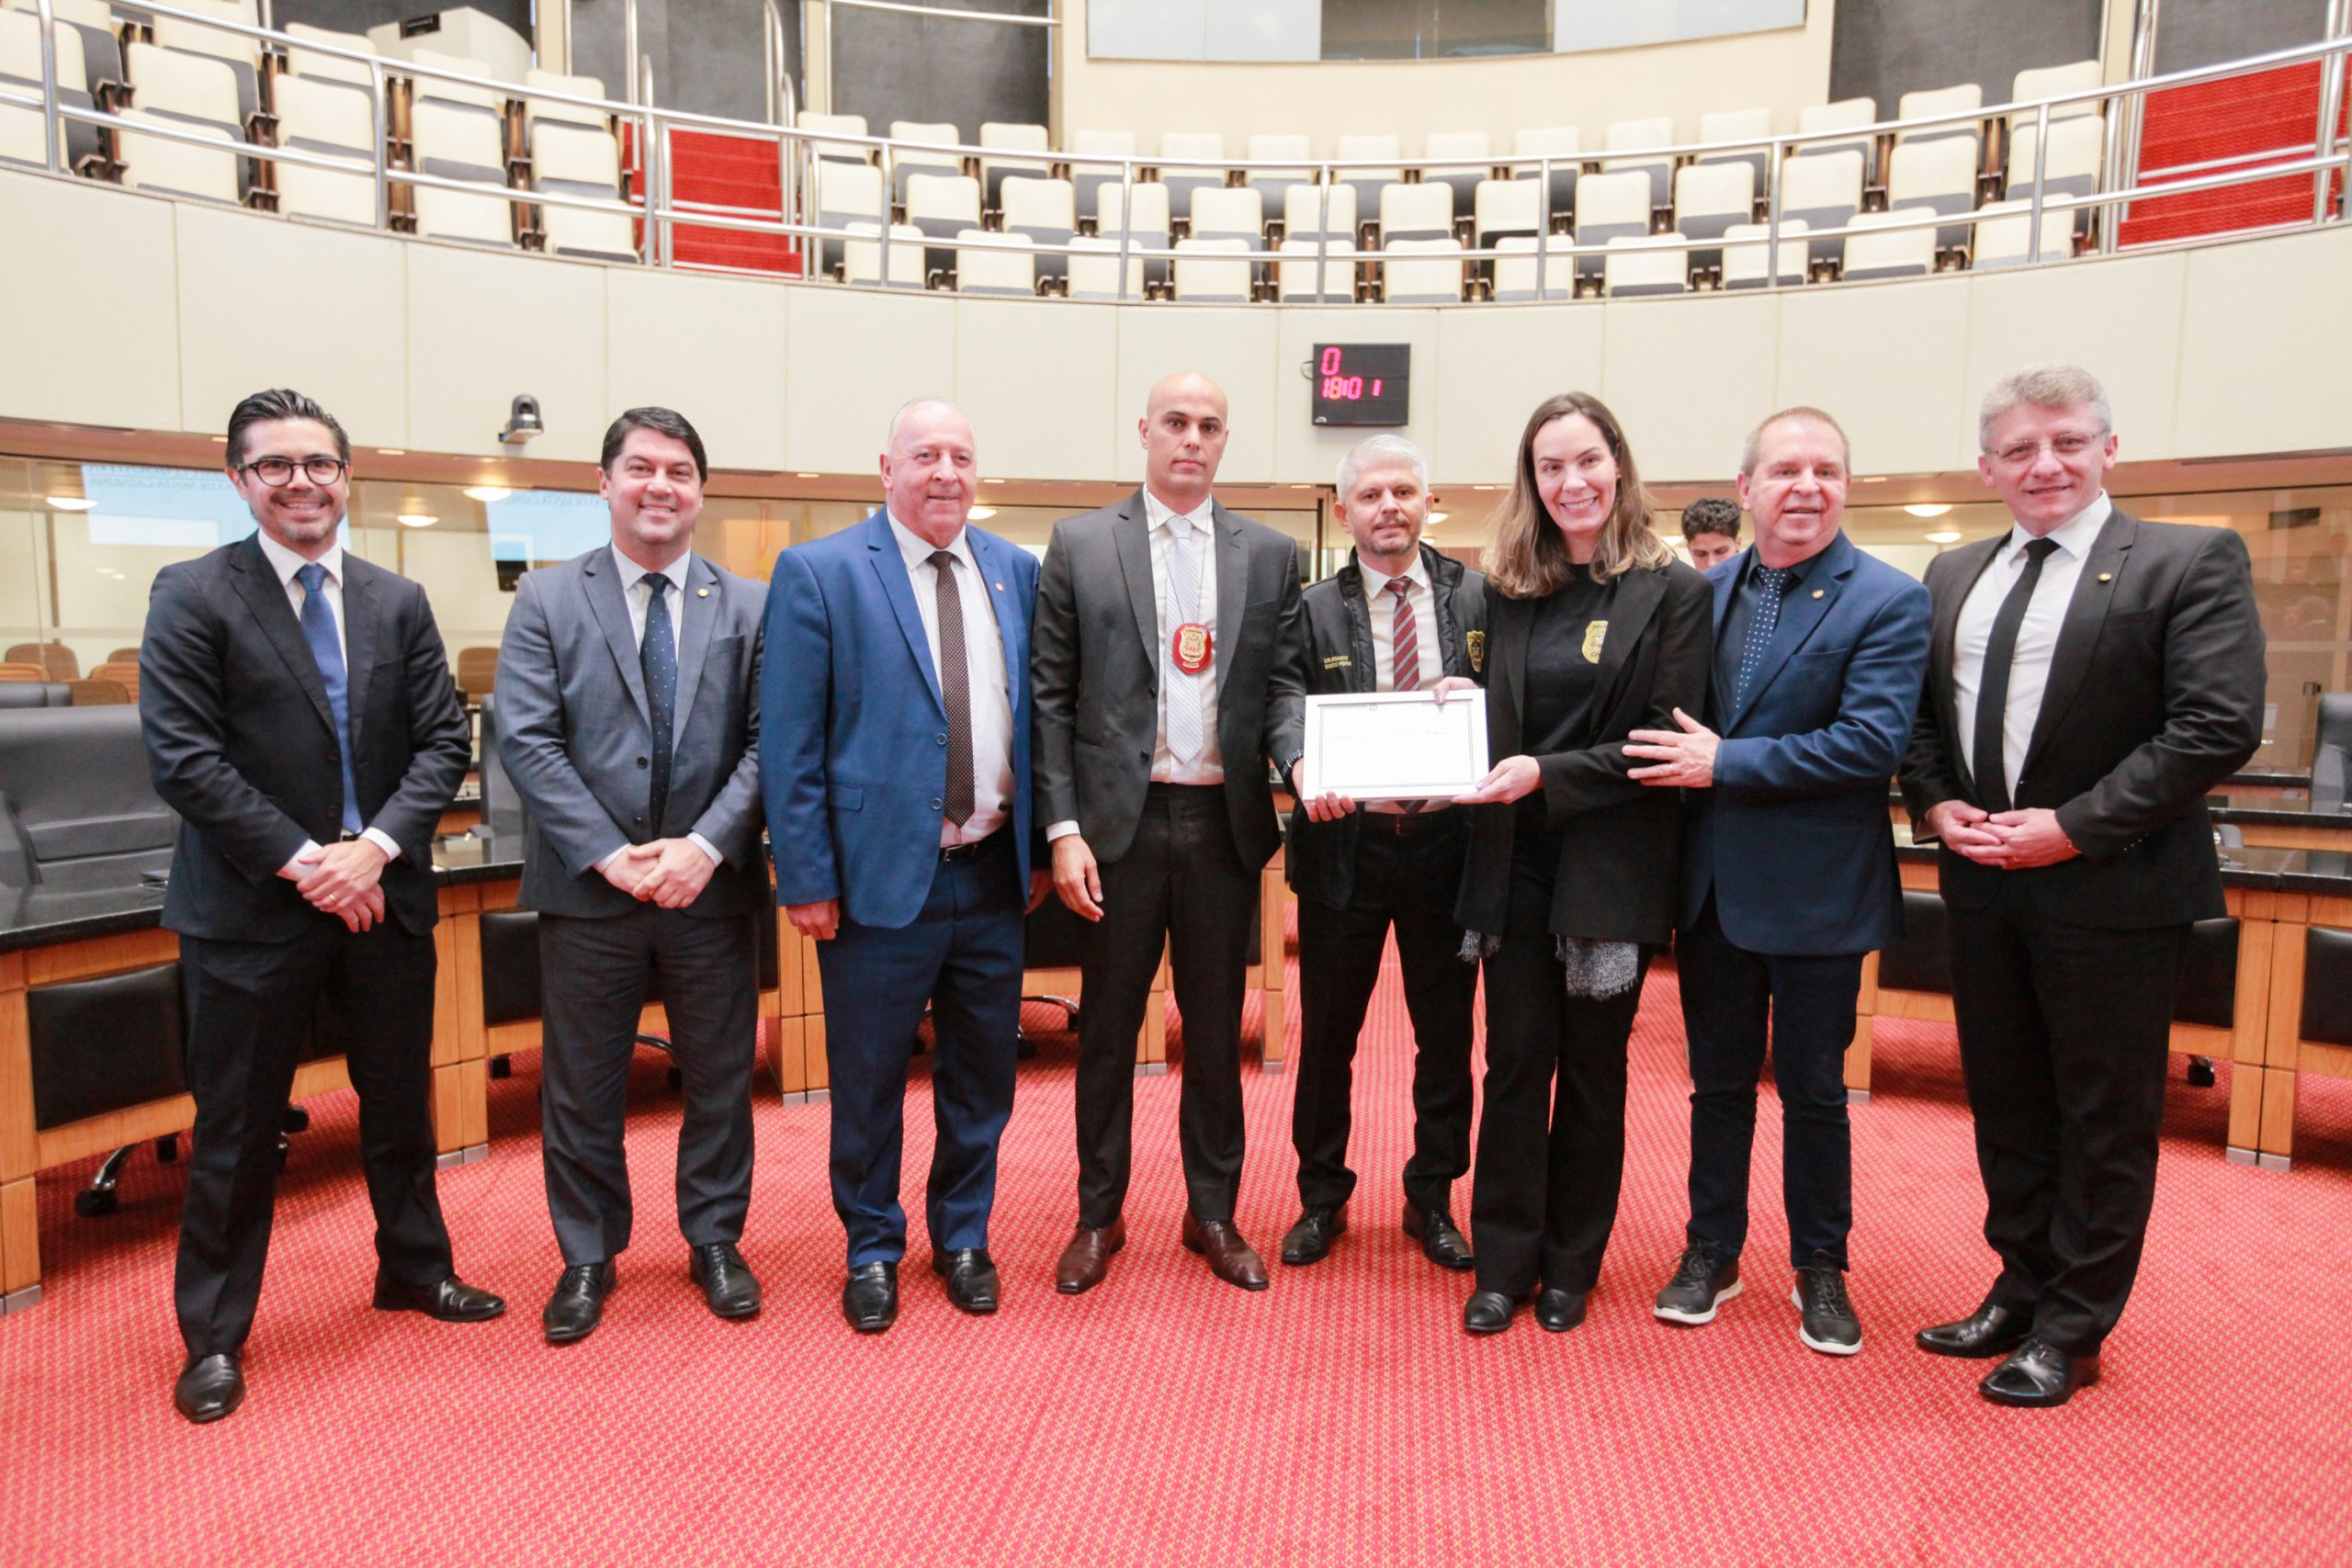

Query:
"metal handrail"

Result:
[[822, 0, 1059, 25]]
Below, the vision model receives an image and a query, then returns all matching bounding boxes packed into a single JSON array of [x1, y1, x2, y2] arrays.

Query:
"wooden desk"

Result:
[[2246, 881, 2352, 1170]]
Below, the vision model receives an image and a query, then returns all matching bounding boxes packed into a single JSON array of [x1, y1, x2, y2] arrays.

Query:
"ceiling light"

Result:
[[796, 472, 820, 479], [1924, 529, 1962, 544], [1426, 512, 1448, 525], [210, 434, 228, 443], [967, 506, 998, 521], [1904, 502, 1952, 518], [378, 447, 406, 456], [46, 495, 96, 512], [465, 486, 513, 502], [1858, 474, 1886, 483], [397, 513, 437, 527]]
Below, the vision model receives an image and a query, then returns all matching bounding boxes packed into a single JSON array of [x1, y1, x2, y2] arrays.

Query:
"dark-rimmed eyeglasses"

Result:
[[240, 456, 349, 486]]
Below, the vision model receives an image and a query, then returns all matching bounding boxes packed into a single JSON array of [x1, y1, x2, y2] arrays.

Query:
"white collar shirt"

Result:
[[1143, 487, 1225, 785], [888, 513, 1015, 846], [1951, 491, 2113, 803], [609, 541, 694, 649]]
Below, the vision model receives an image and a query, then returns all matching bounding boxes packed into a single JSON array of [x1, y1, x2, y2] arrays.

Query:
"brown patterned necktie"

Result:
[[1387, 577, 1426, 813], [930, 550, 975, 827]]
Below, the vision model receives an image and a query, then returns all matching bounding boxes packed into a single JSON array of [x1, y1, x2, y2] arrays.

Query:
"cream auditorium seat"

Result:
[[1839, 208, 1936, 280], [1779, 147, 1863, 272], [1510, 125, 1580, 224], [1971, 198, 2074, 268], [1604, 232, 1688, 298], [2010, 61, 2104, 131], [978, 120, 1047, 207], [1377, 179, 1452, 245], [1065, 234, 1144, 300], [533, 117, 633, 261], [1173, 236, 1252, 302], [797, 110, 868, 166], [842, 220, 923, 289], [1721, 219, 1807, 289], [887, 118, 962, 201], [119, 41, 244, 202], [1283, 178, 1355, 245], [1189, 184, 1265, 249], [1096, 177, 1171, 289], [1602, 115, 1676, 213], [522, 68, 607, 139], [904, 170, 982, 281], [1380, 236, 1463, 304], [1000, 174, 1075, 284], [1672, 160, 1753, 273], [149, 0, 261, 130], [956, 229, 1035, 297], [1422, 129, 1491, 212], [1886, 133, 1983, 256], [270, 70, 377, 226], [1796, 97, 1876, 176], [1570, 168, 1651, 287], [817, 156, 885, 276], [410, 89, 515, 247], [2005, 113, 2103, 243], [1274, 235, 1359, 302], [1489, 235, 1572, 301], [1156, 129, 1226, 224], [0, 9, 99, 173], [1244, 132, 1313, 213], [1697, 106, 1771, 197], [1896, 82, 1984, 155], [283, 21, 375, 89], [407, 45, 503, 113], [5, 0, 122, 103], [1334, 132, 1402, 214], [1472, 176, 1542, 249], [1068, 127, 1136, 225]]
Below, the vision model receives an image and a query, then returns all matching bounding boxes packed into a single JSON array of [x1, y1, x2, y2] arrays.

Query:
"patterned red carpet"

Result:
[[4, 943, 2350, 1565]]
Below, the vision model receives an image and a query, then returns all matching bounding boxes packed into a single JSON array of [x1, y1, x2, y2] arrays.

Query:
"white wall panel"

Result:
[[784, 286, 956, 475], [2174, 227, 2352, 460], [1112, 307, 1281, 487], [1778, 274, 1973, 475], [1600, 292, 1781, 484], [0, 173, 181, 432], [1962, 252, 2188, 461], [176, 203, 408, 449], [606, 268, 788, 471], [1431, 304, 1608, 483], [954, 297, 1119, 481], [406, 245, 608, 463]]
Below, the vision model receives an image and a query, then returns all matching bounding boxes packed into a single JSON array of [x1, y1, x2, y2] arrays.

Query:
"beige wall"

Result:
[[1054, 2, 1838, 152], [4, 167, 2350, 491]]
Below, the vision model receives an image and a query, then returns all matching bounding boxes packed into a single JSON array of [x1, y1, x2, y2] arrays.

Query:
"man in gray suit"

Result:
[[495, 406, 769, 1344], [1034, 370, 1308, 1295]]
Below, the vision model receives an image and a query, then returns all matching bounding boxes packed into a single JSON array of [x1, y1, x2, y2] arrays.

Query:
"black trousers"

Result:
[[1469, 852, 1650, 1297], [175, 919, 450, 1357], [1074, 783, 1255, 1227], [1948, 882, 2186, 1356], [1292, 812, 1476, 1214], [1676, 898, 1862, 1270], [537, 905, 759, 1266]]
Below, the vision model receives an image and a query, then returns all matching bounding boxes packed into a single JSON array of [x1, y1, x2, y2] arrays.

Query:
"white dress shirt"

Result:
[[601, 542, 720, 869], [254, 528, 401, 868], [1951, 492, 2113, 803], [888, 513, 1016, 847], [1356, 553, 1447, 817], [1045, 488, 1226, 844]]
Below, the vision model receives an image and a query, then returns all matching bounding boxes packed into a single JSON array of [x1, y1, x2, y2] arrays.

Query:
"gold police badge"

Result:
[[1465, 629, 1486, 672], [1582, 620, 1608, 663]]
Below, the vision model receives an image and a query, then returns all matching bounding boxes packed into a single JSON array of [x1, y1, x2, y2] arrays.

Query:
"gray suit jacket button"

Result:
[[637, 756, 649, 768]]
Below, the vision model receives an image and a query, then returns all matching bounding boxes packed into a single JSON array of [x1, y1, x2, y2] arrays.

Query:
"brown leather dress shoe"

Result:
[[1055, 1220, 1125, 1295], [1181, 1212, 1270, 1292]]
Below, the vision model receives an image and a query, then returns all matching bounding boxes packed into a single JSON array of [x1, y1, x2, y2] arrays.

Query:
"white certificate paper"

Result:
[[1303, 691, 1490, 801]]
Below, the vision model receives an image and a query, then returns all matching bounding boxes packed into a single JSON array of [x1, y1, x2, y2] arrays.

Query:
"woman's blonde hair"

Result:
[[1483, 391, 1672, 598]]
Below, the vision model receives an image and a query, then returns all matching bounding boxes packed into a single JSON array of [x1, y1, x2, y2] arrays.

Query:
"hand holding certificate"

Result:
[[1299, 681, 1488, 810]]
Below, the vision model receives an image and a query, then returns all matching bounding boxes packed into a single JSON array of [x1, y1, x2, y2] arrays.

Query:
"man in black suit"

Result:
[[1900, 364, 2265, 1407], [141, 389, 502, 1425], [1034, 370, 1307, 1294], [1281, 434, 1484, 1273]]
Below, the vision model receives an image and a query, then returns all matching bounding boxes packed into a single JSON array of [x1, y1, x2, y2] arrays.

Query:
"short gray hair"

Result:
[[1978, 364, 2111, 451], [1335, 434, 1428, 501], [887, 396, 967, 451], [1739, 406, 1851, 478]]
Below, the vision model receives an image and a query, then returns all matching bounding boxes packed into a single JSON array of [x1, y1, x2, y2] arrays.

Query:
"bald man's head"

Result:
[[1140, 371, 1229, 510]]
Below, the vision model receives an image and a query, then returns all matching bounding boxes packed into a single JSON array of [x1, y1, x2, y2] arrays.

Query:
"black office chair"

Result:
[[2313, 692, 2350, 811]]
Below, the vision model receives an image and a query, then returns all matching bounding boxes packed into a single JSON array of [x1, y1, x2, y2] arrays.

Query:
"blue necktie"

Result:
[[295, 562, 364, 834], [1733, 565, 1793, 708], [641, 571, 677, 833]]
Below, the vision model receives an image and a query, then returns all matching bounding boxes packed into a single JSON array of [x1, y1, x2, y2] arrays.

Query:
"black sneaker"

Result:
[[1792, 1252, 1862, 1356], [1653, 1241, 1741, 1325]]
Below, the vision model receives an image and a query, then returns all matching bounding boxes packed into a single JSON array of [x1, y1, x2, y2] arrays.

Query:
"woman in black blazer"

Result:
[[1453, 391, 1713, 1336]]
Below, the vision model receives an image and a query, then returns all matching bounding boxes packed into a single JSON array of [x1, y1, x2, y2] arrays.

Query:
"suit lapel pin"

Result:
[[993, 581, 1004, 592], [2098, 572, 2112, 583], [696, 587, 710, 597], [1812, 589, 1825, 599]]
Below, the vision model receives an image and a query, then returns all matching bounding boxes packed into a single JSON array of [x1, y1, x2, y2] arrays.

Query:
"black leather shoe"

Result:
[[1979, 1337, 2100, 1408], [1280, 1203, 1348, 1266], [372, 1273, 508, 1323], [1463, 1290, 1518, 1336], [173, 1352, 244, 1424], [1916, 1298, 2031, 1359], [932, 1248, 1001, 1314], [1654, 1241, 1741, 1325], [1792, 1252, 1862, 1356], [1534, 1288, 1589, 1333], [1403, 1199, 1475, 1272], [844, 1261, 899, 1333], [688, 1242, 763, 1319], [542, 1261, 616, 1345]]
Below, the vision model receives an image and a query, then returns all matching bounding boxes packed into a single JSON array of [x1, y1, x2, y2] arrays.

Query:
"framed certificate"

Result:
[[1302, 691, 1490, 801]]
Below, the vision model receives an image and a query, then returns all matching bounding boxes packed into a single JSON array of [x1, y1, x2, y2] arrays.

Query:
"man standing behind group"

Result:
[[763, 400, 1046, 1334], [1034, 371, 1307, 1294], [1900, 365, 2263, 1407], [1626, 407, 1929, 1357], [497, 408, 769, 1345], [1282, 435, 1484, 1274], [143, 389, 501, 1424], [1679, 496, 1744, 571]]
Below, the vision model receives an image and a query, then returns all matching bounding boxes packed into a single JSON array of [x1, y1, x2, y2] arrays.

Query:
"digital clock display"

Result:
[[1310, 344, 1410, 426]]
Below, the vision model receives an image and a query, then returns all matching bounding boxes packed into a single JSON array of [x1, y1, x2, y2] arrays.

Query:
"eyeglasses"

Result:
[[240, 456, 348, 486], [1986, 431, 2107, 468]]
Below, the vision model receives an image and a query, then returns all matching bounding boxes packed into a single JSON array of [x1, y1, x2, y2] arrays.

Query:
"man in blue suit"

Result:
[[762, 399, 1048, 1333], [1625, 407, 1930, 1357]]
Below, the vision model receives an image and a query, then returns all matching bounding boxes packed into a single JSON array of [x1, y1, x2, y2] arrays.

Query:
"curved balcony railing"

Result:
[[2, 1, 2346, 303]]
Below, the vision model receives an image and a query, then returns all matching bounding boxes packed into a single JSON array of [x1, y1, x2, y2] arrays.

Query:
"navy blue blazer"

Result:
[[1679, 529, 1932, 956], [761, 511, 1041, 931]]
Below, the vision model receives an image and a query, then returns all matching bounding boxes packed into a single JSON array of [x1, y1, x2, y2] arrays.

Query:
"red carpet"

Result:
[[4, 937, 2351, 1565]]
